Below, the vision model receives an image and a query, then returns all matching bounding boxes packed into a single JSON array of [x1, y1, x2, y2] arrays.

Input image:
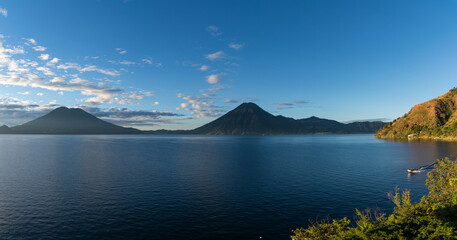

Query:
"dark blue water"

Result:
[[0, 134, 456, 240]]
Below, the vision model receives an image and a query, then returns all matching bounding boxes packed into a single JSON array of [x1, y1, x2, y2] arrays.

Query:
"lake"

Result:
[[0, 134, 456, 240]]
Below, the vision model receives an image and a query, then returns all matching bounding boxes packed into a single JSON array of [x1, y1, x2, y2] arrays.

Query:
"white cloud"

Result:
[[199, 65, 210, 71], [225, 61, 239, 67], [57, 63, 120, 77], [0, 36, 152, 108], [4, 46, 25, 54], [142, 58, 162, 67], [116, 48, 127, 54], [224, 98, 256, 103], [33, 46, 46, 52], [153, 101, 159, 106], [84, 56, 99, 61], [142, 58, 152, 64], [0, 70, 124, 106], [57, 62, 80, 70], [0, 8, 7, 17], [18, 91, 30, 95], [206, 25, 222, 37], [79, 65, 119, 77], [229, 43, 244, 50], [205, 51, 225, 61], [49, 57, 60, 64], [206, 74, 222, 84], [76, 106, 183, 127], [120, 60, 135, 65], [36, 66, 55, 76], [177, 93, 225, 118], [50, 77, 66, 83], [207, 85, 228, 92], [6, 60, 28, 72], [275, 100, 308, 110], [27, 38, 37, 45], [38, 54, 50, 60]]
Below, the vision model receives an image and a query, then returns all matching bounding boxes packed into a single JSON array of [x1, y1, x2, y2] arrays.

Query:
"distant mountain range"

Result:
[[376, 88, 457, 139], [189, 102, 386, 135], [0, 103, 386, 135]]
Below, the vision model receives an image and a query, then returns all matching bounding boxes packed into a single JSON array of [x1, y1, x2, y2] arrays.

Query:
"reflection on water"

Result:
[[0, 134, 456, 240]]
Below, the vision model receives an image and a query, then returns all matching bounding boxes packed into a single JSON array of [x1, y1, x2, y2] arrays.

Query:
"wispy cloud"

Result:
[[57, 62, 120, 77], [119, 60, 136, 65], [26, 38, 37, 45], [206, 25, 222, 37], [115, 48, 127, 54], [224, 98, 256, 103], [207, 84, 228, 92], [205, 51, 225, 61], [141, 58, 162, 67], [84, 56, 99, 61], [80, 65, 120, 77], [229, 43, 244, 50], [80, 106, 183, 127], [32, 46, 46, 52], [0, 8, 7, 17], [142, 58, 152, 64], [275, 100, 308, 110]]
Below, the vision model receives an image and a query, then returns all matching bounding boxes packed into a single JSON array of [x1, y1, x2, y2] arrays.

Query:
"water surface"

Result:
[[0, 134, 455, 240]]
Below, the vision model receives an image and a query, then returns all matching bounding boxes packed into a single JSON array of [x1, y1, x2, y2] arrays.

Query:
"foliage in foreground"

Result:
[[291, 157, 457, 240]]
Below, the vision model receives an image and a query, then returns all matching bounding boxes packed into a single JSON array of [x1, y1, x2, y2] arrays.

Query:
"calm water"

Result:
[[0, 134, 456, 240]]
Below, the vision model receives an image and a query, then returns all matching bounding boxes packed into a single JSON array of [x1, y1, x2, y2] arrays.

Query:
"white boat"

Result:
[[407, 168, 422, 173], [407, 162, 437, 174]]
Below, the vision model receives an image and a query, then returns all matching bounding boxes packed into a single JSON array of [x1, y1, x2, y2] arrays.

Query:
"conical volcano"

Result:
[[11, 107, 140, 134]]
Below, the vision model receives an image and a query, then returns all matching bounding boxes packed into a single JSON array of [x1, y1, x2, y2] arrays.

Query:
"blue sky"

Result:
[[0, 0, 457, 130]]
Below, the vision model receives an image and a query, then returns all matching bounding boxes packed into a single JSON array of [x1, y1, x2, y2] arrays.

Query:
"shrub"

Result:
[[291, 158, 457, 239]]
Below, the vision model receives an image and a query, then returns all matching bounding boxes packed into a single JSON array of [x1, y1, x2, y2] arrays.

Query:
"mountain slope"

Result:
[[191, 102, 386, 135], [375, 88, 457, 139], [0, 125, 12, 134], [191, 103, 299, 135], [11, 107, 140, 134]]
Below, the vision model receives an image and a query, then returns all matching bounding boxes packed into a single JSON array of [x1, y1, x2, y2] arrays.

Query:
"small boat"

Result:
[[407, 168, 423, 174], [407, 162, 437, 174]]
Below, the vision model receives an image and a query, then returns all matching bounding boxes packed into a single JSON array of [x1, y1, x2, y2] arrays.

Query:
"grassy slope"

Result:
[[375, 88, 457, 139], [291, 157, 457, 240]]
